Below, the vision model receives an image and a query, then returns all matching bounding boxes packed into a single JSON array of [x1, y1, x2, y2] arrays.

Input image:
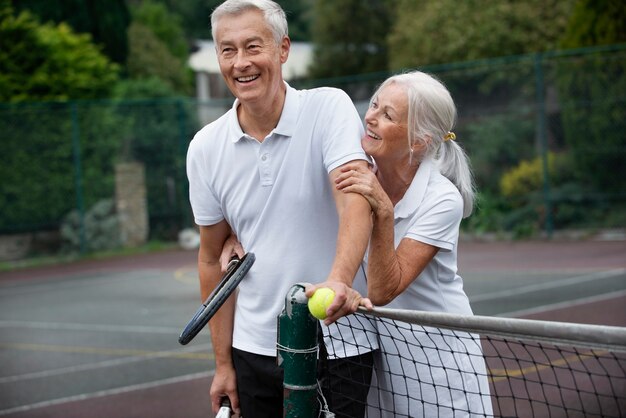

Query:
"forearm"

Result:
[[367, 208, 403, 305], [198, 257, 235, 368], [328, 192, 372, 285], [197, 222, 234, 368]]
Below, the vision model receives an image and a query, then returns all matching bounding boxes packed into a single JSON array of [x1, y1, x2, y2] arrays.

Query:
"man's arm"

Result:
[[306, 159, 373, 324], [197, 221, 241, 415]]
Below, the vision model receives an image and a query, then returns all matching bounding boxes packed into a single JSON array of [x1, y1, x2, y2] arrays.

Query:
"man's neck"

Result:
[[237, 84, 287, 142]]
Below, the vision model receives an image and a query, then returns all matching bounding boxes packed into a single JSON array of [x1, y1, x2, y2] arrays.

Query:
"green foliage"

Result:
[[500, 153, 568, 201], [310, 0, 395, 78], [0, 5, 120, 102], [155, 0, 221, 40], [278, 0, 314, 41], [388, 0, 575, 69], [0, 102, 124, 232], [112, 77, 179, 99], [126, 22, 192, 94], [462, 114, 535, 194], [0, 96, 195, 238], [555, 1, 626, 195], [559, 0, 626, 48], [11, 0, 130, 64], [554, 51, 626, 194], [130, 0, 189, 60], [153, 0, 313, 41]]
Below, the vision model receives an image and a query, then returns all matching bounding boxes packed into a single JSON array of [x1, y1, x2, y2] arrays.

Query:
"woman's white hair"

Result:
[[371, 71, 476, 217], [211, 0, 288, 44]]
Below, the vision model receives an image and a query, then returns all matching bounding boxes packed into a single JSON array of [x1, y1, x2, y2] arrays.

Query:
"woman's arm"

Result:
[[335, 162, 438, 306]]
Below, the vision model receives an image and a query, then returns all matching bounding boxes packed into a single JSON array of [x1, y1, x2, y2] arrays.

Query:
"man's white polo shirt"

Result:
[[187, 83, 377, 357]]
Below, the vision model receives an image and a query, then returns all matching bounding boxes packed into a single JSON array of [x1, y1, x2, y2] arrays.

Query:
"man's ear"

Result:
[[280, 36, 291, 64]]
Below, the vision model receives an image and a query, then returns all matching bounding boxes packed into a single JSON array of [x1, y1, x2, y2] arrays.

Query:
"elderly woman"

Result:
[[336, 71, 493, 417]]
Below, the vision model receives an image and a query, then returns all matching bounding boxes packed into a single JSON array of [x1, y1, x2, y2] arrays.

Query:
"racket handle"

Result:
[[226, 255, 240, 273], [215, 397, 232, 418]]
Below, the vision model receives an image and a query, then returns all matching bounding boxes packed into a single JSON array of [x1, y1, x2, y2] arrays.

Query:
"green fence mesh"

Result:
[[1, 44, 624, 255]]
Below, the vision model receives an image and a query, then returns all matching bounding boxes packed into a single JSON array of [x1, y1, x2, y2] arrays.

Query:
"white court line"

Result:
[[469, 268, 626, 302], [496, 289, 626, 318], [0, 320, 182, 335], [0, 371, 212, 416], [0, 343, 211, 384]]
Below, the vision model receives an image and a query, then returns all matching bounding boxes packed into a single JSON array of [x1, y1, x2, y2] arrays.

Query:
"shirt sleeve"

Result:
[[319, 89, 368, 173], [186, 134, 224, 226], [404, 187, 462, 252]]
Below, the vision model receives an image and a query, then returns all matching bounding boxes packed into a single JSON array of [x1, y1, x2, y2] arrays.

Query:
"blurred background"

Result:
[[1, 0, 625, 264]]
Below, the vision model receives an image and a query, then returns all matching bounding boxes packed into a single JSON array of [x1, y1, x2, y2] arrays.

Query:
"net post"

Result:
[[277, 283, 319, 418]]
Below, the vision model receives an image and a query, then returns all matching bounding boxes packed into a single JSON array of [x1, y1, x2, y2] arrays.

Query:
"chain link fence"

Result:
[[1, 44, 624, 259]]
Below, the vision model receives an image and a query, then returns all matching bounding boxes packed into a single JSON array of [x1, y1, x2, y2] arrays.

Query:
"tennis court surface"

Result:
[[0, 240, 624, 417]]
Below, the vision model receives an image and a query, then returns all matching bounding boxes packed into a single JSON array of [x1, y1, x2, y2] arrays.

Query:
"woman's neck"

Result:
[[375, 158, 419, 206]]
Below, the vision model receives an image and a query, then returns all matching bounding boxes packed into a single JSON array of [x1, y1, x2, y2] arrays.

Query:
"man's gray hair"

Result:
[[211, 0, 288, 44]]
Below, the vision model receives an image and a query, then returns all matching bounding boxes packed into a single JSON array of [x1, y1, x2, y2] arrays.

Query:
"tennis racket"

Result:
[[215, 397, 233, 418], [178, 252, 255, 345]]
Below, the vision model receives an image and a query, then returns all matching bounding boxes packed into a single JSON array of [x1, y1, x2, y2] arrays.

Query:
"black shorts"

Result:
[[232, 347, 375, 418]]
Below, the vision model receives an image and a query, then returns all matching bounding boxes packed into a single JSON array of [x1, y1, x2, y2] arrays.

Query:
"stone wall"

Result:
[[115, 162, 149, 247]]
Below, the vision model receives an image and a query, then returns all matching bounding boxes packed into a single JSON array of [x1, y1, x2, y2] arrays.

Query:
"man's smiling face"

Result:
[[214, 9, 289, 106]]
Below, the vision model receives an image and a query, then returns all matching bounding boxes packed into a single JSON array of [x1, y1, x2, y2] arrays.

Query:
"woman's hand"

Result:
[[335, 162, 392, 217]]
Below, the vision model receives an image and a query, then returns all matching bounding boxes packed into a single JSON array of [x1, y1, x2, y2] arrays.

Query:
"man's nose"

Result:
[[234, 50, 251, 70]]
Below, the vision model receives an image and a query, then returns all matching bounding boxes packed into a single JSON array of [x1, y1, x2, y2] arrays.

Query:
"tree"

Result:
[[0, 4, 119, 102], [560, 0, 626, 48], [388, 0, 575, 69], [154, 0, 313, 42], [279, 0, 313, 41], [310, 0, 395, 78], [130, 0, 189, 60], [126, 22, 192, 94], [11, 0, 130, 64], [555, 0, 626, 194]]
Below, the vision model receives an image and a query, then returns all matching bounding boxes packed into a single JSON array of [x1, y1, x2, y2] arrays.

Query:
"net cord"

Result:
[[358, 307, 626, 352]]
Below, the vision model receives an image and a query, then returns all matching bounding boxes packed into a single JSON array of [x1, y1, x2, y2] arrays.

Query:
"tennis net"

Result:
[[313, 307, 626, 418]]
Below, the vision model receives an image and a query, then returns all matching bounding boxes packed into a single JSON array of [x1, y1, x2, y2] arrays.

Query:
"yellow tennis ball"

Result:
[[308, 288, 335, 320]]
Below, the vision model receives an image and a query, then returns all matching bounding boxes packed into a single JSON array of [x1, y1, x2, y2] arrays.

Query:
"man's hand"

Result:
[[304, 282, 373, 325], [219, 233, 244, 273], [210, 364, 240, 415]]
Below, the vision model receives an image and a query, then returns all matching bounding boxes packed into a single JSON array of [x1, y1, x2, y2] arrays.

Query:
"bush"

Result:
[[60, 199, 120, 253]]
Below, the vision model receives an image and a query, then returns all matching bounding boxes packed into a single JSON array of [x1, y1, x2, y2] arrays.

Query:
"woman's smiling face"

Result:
[[362, 82, 410, 162]]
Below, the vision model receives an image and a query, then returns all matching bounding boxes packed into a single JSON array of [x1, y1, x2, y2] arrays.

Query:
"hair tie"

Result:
[[444, 132, 456, 142]]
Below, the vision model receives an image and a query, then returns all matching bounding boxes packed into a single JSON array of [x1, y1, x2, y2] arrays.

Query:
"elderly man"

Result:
[[185, 1, 377, 417]]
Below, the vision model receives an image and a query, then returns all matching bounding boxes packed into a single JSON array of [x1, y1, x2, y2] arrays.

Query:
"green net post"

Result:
[[277, 283, 319, 418]]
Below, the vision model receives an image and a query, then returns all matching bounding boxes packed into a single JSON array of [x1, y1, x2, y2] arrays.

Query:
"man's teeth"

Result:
[[368, 131, 381, 140], [237, 75, 259, 82]]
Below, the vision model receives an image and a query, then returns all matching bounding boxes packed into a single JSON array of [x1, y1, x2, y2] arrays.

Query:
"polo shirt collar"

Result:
[[394, 157, 434, 220], [229, 81, 299, 143]]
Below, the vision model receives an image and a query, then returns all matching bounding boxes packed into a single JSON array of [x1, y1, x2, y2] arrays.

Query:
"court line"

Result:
[[0, 320, 184, 335], [469, 268, 626, 302], [496, 289, 626, 318], [0, 343, 212, 384], [0, 371, 212, 416]]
